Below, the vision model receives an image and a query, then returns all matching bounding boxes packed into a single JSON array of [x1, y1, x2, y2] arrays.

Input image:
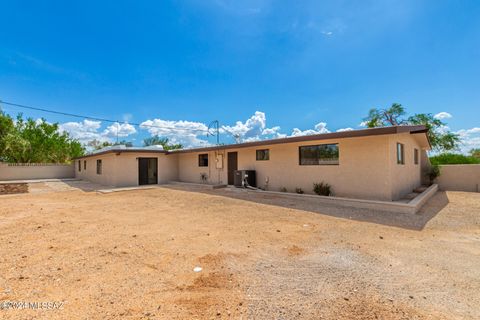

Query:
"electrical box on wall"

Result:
[[215, 154, 223, 169]]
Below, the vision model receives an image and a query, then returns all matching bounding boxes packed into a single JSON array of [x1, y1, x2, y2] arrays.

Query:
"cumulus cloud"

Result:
[[59, 120, 104, 143], [455, 127, 480, 153], [140, 119, 210, 148], [336, 127, 354, 132], [290, 122, 330, 137], [103, 122, 136, 138], [59, 119, 137, 144], [221, 111, 285, 142], [434, 112, 453, 120]]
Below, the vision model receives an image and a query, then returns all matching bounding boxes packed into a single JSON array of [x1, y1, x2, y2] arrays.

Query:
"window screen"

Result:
[[198, 154, 208, 167], [299, 144, 339, 165], [256, 149, 270, 161]]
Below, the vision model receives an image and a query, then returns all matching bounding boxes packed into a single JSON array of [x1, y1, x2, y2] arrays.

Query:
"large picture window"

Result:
[[198, 154, 209, 167], [256, 149, 269, 161], [299, 144, 339, 165]]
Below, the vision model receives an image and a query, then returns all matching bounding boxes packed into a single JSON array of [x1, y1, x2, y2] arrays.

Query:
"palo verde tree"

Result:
[[143, 135, 183, 150], [0, 111, 84, 163], [363, 103, 460, 152]]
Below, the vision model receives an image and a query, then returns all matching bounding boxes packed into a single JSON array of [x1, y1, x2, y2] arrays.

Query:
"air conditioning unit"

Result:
[[234, 170, 256, 188]]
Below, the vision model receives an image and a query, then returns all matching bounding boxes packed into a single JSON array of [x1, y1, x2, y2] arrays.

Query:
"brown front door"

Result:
[[227, 152, 238, 185]]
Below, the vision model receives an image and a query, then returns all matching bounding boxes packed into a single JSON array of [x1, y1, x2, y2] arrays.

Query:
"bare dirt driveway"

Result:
[[0, 183, 479, 319]]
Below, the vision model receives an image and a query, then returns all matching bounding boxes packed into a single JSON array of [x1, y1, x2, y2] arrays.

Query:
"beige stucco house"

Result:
[[74, 125, 430, 201]]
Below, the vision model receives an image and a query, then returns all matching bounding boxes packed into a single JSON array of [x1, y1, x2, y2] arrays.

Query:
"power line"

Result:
[[0, 99, 211, 134]]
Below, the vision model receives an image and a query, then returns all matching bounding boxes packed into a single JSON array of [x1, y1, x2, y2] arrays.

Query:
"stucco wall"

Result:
[[388, 133, 423, 200], [177, 134, 424, 201], [75, 152, 178, 187], [75, 154, 117, 186], [436, 165, 480, 192], [0, 162, 74, 181]]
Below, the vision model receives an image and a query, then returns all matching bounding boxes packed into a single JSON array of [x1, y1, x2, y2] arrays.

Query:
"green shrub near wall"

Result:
[[429, 153, 480, 165]]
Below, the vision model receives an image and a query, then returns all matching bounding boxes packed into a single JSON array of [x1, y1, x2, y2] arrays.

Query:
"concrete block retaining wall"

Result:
[[436, 164, 480, 192], [0, 162, 74, 181]]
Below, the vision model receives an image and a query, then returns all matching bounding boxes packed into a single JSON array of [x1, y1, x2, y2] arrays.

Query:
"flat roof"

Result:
[[170, 125, 429, 154], [74, 125, 429, 159]]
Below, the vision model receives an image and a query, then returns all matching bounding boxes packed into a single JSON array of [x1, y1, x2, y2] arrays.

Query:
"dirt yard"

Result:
[[0, 183, 479, 319]]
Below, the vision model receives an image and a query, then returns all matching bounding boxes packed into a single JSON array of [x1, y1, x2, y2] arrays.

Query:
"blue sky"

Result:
[[0, 0, 479, 151]]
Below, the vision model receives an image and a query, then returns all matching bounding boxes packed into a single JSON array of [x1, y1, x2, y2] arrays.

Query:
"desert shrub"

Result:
[[295, 187, 304, 194], [313, 182, 332, 196], [427, 165, 441, 185], [280, 186, 287, 192], [429, 153, 480, 165]]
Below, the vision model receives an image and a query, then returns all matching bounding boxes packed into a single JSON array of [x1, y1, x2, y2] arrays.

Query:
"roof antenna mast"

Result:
[[208, 120, 220, 145]]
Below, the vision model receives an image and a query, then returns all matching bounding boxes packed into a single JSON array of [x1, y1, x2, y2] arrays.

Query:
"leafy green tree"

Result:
[[429, 153, 480, 165], [363, 104, 459, 152], [143, 135, 183, 150], [0, 111, 84, 163], [470, 148, 480, 159], [364, 103, 406, 127]]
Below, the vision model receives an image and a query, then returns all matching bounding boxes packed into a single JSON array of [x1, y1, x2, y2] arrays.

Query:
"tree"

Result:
[[363, 104, 459, 152], [0, 111, 84, 163], [408, 113, 460, 152], [364, 103, 406, 127], [143, 135, 183, 150], [470, 148, 480, 159]]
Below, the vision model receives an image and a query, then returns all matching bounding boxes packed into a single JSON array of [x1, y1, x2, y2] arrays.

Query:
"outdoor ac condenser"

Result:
[[234, 170, 256, 188]]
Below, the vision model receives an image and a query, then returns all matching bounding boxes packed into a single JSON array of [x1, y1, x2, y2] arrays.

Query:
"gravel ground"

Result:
[[0, 182, 479, 319]]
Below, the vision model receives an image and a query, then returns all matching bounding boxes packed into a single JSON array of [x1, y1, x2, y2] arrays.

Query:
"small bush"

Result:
[[430, 153, 480, 165], [280, 187, 287, 192], [313, 182, 332, 196], [295, 187, 304, 194], [427, 165, 440, 185]]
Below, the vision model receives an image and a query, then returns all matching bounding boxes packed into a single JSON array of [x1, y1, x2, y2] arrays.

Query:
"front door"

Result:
[[138, 158, 158, 185], [227, 152, 238, 185]]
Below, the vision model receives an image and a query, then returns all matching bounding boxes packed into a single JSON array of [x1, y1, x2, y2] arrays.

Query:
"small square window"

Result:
[[256, 149, 270, 161], [198, 154, 209, 167], [397, 143, 405, 165], [414, 148, 419, 165], [96, 159, 102, 174]]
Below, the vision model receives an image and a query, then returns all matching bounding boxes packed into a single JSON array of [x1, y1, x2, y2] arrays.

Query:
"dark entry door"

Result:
[[138, 158, 158, 185], [227, 152, 238, 185]]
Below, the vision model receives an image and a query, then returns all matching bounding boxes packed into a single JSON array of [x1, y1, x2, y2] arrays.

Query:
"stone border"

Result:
[[168, 181, 438, 214]]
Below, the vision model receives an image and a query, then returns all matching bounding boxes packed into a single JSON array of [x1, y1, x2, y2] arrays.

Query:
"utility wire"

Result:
[[0, 99, 211, 134]]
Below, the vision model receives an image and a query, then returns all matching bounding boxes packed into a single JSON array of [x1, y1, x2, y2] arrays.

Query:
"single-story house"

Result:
[[74, 125, 430, 201]]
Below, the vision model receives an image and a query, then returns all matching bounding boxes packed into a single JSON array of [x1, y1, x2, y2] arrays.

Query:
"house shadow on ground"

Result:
[[162, 184, 449, 231]]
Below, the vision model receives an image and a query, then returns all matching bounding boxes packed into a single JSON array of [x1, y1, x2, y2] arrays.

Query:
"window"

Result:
[[198, 154, 208, 167], [414, 148, 419, 165], [299, 144, 339, 165], [397, 143, 405, 165], [96, 159, 102, 174], [84, 160, 87, 170], [256, 149, 270, 161], [78, 160, 81, 172]]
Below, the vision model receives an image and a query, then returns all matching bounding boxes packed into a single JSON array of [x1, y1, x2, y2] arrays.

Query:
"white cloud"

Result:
[[358, 121, 368, 127], [140, 119, 210, 148], [59, 120, 137, 144], [455, 127, 480, 153], [290, 122, 330, 137], [221, 111, 284, 142], [336, 127, 354, 132], [103, 122, 136, 138], [59, 120, 104, 143], [434, 112, 453, 120]]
